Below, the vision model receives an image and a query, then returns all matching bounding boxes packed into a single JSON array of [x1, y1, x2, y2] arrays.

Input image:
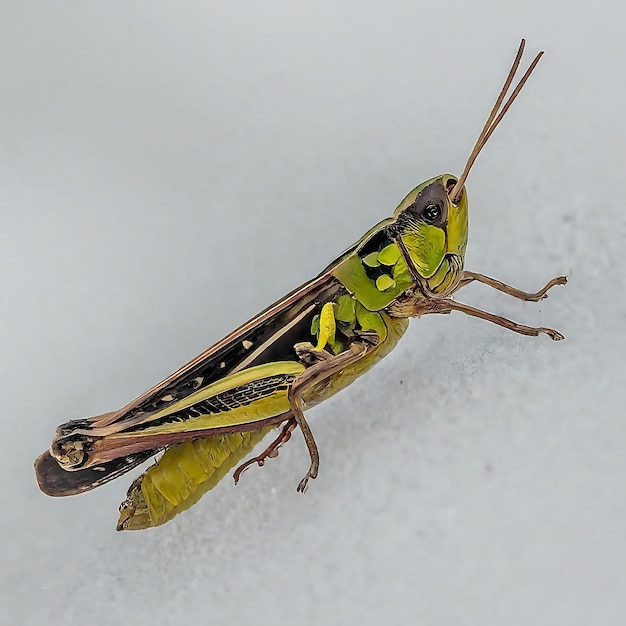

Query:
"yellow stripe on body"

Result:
[[115, 361, 305, 437]]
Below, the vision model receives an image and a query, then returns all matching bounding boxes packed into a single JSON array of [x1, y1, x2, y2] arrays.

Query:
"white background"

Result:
[[2, 2, 625, 625]]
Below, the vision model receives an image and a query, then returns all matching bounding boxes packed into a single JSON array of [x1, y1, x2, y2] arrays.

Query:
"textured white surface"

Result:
[[2, 2, 625, 625]]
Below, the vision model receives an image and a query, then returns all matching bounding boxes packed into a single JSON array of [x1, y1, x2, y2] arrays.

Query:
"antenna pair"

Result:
[[450, 39, 544, 204]]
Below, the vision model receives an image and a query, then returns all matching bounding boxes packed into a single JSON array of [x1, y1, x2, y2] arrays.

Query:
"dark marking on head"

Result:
[[402, 180, 449, 229]]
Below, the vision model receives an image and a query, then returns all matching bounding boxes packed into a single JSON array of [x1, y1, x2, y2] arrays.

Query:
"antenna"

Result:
[[449, 39, 544, 204]]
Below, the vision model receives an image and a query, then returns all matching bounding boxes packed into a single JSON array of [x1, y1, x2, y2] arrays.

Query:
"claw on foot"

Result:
[[297, 473, 315, 493], [534, 276, 568, 302], [233, 458, 263, 485], [542, 328, 565, 341]]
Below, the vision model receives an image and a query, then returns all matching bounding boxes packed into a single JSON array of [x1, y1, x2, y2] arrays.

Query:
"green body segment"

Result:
[[118, 427, 274, 530], [332, 246, 414, 311]]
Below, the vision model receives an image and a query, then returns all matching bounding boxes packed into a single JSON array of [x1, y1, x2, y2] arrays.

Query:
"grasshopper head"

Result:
[[392, 39, 543, 296], [391, 174, 468, 295]]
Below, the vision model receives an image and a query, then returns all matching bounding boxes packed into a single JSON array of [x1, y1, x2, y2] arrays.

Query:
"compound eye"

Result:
[[423, 203, 442, 224]]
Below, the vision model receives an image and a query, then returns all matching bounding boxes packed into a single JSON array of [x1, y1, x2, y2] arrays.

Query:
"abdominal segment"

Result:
[[117, 426, 275, 530]]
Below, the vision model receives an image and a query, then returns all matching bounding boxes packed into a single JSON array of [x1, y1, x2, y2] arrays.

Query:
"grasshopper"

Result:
[[35, 40, 566, 530]]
